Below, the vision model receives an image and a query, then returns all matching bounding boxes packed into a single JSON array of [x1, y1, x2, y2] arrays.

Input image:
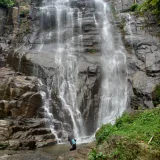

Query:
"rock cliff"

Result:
[[114, 0, 160, 109], [0, 0, 159, 150]]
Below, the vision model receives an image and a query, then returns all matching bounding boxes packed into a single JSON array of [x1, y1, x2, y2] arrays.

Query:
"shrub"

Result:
[[88, 149, 107, 160], [138, 0, 160, 23], [0, 0, 15, 8], [130, 3, 139, 12], [96, 124, 116, 144]]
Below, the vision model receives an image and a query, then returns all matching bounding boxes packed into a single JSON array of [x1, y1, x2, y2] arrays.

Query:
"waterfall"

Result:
[[127, 13, 135, 46], [95, 0, 128, 126], [38, 0, 86, 141], [31, 0, 128, 143]]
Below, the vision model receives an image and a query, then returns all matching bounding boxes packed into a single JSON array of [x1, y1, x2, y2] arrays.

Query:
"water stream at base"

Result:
[[35, 0, 128, 143]]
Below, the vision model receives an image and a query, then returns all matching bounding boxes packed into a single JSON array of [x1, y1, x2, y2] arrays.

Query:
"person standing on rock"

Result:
[[68, 136, 76, 151]]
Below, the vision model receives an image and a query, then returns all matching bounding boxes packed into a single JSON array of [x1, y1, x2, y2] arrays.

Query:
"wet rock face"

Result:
[[0, 7, 6, 36], [0, 120, 11, 142], [117, 3, 160, 109], [0, 0, 159, 151], [114, 0, 142, 12], [0, 7, 7, 68], [0, 68, 44, 118], [5, 0, 102, 136], [0, 68, 58, 150], [77, 56, 101, 133]]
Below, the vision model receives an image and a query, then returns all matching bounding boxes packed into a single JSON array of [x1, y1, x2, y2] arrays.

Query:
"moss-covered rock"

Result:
[[152, 84, 160, 107]]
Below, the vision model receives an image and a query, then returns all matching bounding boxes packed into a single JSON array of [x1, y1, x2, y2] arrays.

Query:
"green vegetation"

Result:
[[0, 0, 15, 8], [88, 149, 107, 160], [96, 107, 160, 147], [152, 84, 160, 106], [138, 0, 160, 18], [129, 1, 160, 24], [0, 143, 8, 150], [87, 49, 97, 54], [130, 3, 139, 12], [89, 107, 160, 159]]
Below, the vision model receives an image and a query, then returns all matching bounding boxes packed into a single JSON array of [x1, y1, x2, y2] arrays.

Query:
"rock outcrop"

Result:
[[0, 0, 160, 151], [0, 68, 57, 150], [113, 0, 160, 109], [4, 0, 102, 135], [121, 9, 160, 109]]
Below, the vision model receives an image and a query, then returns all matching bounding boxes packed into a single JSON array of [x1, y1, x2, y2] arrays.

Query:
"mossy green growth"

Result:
[[152, 84, 160, 106], [130, 3, 139, 12], [96, 107, 160, 148], [0, 0, 15, 8], [0, 143, 8, 150], [138, 0, 160, 23]]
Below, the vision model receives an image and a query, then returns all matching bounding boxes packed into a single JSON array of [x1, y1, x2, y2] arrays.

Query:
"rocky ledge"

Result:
[[0, 67, 57, 150], [0, 142, 96, 160]]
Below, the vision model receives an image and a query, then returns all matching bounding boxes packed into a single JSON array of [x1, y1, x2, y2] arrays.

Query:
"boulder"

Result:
[[0, 69, 43, 100], [34, 133, 55, 142], [57, 130, 68, 139], [8, 140, 20, 150], [25, 93, 43, 117], [10, 92, 43, 118], [36, 139, 57, 148], [20, 140, 36, 150]]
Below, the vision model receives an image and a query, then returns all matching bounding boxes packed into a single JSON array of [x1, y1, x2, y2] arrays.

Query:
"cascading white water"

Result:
[[95, 0, 128, 126], [127, 13, 134, 46], [39, 0, 86, 141], [36, 0, 128, 143]]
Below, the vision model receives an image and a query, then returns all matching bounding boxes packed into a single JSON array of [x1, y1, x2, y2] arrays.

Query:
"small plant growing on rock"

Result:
[[130, 3, 139, 12], [0, 142, 9, 150], [90, 49, 96, 54]]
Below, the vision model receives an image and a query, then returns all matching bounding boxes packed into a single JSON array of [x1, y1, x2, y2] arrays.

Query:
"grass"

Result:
[[89, 107, 160, 159], [96, 107, 160, 148]]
